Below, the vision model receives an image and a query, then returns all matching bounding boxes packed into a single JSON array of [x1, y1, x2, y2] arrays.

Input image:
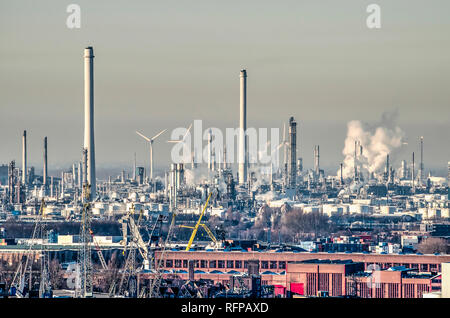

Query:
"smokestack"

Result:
[[297, 158, 303, 173], [283, 123, 288, 187], [314, 145, 320, 176], [238, 69, 247, 185], [385, 154, 390, 182], [84, 47, 96, 201], [72, 163, 77, 186], [170, 163, 177, 209], [207, 129, 212, 171], [22, 130, 27, 185], [340, 163, 344, 185], [137, 167, 144, 185], [412, 152, 415, 192], [78, 161, 82, 188], [43, 136, 48, 187], [288, 117, 297, 188], [419, 136, 424, 183], [354, 141, 358, 181], [223, 145, 227, 170], [133, 152, 136, 181], [401, 160, 407, 179], [61, 171, 65, 196]]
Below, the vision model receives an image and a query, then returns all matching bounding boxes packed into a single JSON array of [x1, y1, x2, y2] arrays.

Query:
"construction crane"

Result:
[[146, 213, 167, 248], [184, 191, 214, 251], [89, 229, 107, 270], [147, 191, 215, 298], [179, 223, 218, 247], [148, 210, 178, 298], [120, 205, 149, 269], [137, 212, 168, 298], [10, 199, 48, 298], [110, 205, 147, 297]]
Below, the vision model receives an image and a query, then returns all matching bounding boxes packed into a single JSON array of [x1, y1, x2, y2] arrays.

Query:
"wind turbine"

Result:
[[136, 129, 167, 182]]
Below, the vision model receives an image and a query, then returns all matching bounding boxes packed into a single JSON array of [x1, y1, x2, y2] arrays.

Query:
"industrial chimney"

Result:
[[288, 117, 297, 188], [43, 136, 48, 188], [419, 136, 424, 184], [314, 145, 320, 176], [84, 47, 96, 200], [238, 69, 247, 185], [354, 141, 358, 181], [78, 161, 82, 188], [385, 154, 390, 182], [22, 130, 27, 185], [412, 152, 415, 192]]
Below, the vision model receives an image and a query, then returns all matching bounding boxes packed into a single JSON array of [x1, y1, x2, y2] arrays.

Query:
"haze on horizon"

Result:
[[1, 0, 449, 178]]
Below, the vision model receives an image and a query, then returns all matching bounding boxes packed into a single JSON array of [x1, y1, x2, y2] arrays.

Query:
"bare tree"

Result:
[[417, 237, 449, 254], [49, 259, 64, 289]]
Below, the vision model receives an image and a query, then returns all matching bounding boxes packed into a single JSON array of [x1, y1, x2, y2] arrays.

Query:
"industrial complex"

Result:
[[0, 45, 449, 300]]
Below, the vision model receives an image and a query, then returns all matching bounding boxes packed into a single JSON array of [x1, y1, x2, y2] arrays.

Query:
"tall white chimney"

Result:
[[239, 69, 247, 185], [84, 47, 96, 200], [22, 130, 27, 184]]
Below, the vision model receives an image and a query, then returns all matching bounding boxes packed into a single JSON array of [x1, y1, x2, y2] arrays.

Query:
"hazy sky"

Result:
[[1, 0, 449, 178]]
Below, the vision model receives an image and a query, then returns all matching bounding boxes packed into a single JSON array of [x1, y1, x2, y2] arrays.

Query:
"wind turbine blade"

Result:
[[271, 142, 284, 154], [136, 131, 151, 142], [166, 124, 192, 144], [182, 124, 193, 141], [151, 129, 167, 141]]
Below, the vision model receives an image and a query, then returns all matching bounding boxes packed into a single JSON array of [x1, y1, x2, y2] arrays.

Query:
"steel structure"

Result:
[[75, 184, 93, 298], [10, 199, 49, 297], [148, 211, 177, 298], [112, 206, 145, 297], [184, 191, 213, 252], [89, 229, 107, 270]]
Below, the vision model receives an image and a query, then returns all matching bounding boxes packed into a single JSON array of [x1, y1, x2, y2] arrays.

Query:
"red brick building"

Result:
[[285, 260, 437, 298], [155, 250, 450, 273], [151, 251, 448, 298], [286, 259, 363, 297]]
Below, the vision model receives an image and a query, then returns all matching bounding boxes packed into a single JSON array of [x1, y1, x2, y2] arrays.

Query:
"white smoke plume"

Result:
[[184, 167, 210, 185], [255, 191, 276, 202], [339, 111, 405, 180]]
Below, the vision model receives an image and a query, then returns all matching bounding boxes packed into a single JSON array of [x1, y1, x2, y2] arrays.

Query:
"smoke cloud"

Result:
[[339, 111, 405, 180]]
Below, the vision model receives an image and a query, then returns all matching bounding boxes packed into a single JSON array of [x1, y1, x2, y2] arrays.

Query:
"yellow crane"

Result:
[[183, 191, 216, 251]]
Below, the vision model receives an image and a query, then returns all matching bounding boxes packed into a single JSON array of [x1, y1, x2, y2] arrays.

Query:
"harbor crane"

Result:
[[183, 191, 215, 251], [110, 205, 150, 297], [148, 190, 216, 297], [10, 199, 50, 298], [89, 229, 108, 270]]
